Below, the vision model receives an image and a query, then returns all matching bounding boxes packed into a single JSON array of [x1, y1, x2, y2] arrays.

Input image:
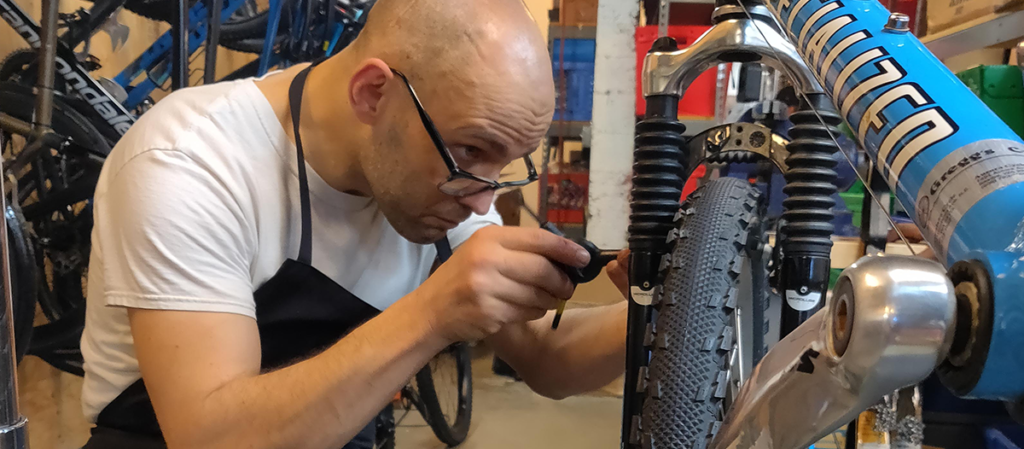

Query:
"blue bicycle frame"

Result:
[[114, 0, 250, 109], [761, 0, 1024, 400]]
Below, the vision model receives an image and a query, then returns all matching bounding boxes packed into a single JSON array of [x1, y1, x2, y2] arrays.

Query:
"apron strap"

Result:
[[433, 238, 452, 264], [288, 65, 315, 265]]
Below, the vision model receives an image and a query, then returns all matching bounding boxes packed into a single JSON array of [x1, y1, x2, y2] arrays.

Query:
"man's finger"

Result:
[[495, 251, 576, 300], [489, 275, 565, 310], [491, 227, 591, 268]]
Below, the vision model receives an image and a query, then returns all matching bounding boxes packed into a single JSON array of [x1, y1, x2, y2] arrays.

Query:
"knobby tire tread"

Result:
[[640, 177, 766, 449]]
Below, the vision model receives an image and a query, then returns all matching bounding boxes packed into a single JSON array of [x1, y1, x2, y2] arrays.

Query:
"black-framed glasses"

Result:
[[390, 69, 538, 198]]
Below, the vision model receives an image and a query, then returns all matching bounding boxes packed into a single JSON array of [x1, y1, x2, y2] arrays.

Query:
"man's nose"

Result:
[[457, 189, 496, 215]]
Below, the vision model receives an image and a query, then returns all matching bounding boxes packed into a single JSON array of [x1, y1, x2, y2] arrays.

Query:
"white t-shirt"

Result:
[[80, 78, 500, 422]]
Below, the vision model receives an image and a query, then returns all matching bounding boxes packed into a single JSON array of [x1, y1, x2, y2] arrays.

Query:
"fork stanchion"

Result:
[[0, 138, 28, 449], [34, 0, 61, 133], [204, 0, 224, 85], [171, 0, 188, 90]]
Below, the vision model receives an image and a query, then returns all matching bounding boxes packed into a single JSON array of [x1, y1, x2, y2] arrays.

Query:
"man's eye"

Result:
[[456, 146, 484, 162]]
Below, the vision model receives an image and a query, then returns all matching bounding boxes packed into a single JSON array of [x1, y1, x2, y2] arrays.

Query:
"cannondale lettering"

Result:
[[0, 0, 40, 47], [767, 0, 957, 187], [55, 57, 133, 135], [1, 0, 132, 135]]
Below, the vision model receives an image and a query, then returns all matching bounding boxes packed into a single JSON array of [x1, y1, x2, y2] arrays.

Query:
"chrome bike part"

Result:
[[643, 4, 823, 99], [711, 255, 956, 449]]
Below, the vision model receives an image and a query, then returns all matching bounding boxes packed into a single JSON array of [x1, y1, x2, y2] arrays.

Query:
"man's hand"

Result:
[[605, 249, 630, 298], [485, 247, 630, 400], [414, 226, 591, 343]]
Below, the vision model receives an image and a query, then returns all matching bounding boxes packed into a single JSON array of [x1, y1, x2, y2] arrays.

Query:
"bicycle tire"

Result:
[[86, 0, 277, 41], [6, 206, 38, 363], [219, 0, 292, 41], [414, 342, 473, 446], [374, 403, 396, 449], [220, 35, 289, 54], [640, 177, 770, 449]]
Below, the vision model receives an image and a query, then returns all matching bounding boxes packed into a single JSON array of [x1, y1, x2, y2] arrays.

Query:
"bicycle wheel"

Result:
[[414, 342, 472, 446], [374, 403, 396, 449], [0, 82, 111, 375], [3, 204, 38, 363], [639, 177, 771, 448]]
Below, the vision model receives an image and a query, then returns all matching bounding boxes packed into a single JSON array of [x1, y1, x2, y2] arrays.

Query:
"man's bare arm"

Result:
[[487, 301, 627, 399], [487, 250, 630, 399], [130, 294, 446, 449], [130, 226, 587, 449]]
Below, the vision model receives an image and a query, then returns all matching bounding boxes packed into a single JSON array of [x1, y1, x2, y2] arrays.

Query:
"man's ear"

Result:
[[349, 59, 393, 124]]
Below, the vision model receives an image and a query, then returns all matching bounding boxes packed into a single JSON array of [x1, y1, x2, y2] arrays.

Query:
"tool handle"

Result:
[[540, 223, 614, 284]]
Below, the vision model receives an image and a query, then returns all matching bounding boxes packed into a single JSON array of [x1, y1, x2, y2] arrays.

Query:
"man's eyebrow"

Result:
[[464, 129, 512, 159]]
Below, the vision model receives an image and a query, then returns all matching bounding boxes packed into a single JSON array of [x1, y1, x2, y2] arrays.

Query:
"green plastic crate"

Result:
[[839, 180, 896, 229], [956, 65, 1024, 139]]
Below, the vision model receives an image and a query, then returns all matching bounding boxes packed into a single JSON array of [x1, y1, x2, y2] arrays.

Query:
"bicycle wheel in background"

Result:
[[2, 204, 39, 363], [414, 342, 473, 446], [374, 403, 396, 449], [0, 82, 112, 375], [639, 177, 772, 448]]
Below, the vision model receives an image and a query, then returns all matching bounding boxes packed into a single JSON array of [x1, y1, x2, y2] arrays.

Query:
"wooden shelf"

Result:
[[549, 121, 589, 138], [548, 24, 597, 40], [922, 9, 1024, 60]]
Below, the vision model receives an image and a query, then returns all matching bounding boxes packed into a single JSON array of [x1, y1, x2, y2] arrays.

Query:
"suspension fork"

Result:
[[777, 92, 842, 334], [628, 5, 826, 445], [625, 68, 688, 447]]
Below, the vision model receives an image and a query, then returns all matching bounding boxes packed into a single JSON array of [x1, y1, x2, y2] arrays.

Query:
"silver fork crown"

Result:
[[642, 6, 823, 99], [711, 254, 956, 449]]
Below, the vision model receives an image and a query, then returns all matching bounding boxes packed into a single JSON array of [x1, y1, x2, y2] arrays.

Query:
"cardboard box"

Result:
[[927, 0, 1023, 34], [558, 0, 599, 26]]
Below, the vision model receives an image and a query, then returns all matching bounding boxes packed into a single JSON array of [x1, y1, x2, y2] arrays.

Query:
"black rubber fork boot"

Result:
[[779, 93, 841, 334], [624, 92, 686, 449], [629, 113, 688, 253]]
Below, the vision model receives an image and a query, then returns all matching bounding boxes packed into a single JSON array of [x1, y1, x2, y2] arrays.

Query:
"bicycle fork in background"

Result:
[[0, 137, 28, 448], [710, 255, 955, 449]]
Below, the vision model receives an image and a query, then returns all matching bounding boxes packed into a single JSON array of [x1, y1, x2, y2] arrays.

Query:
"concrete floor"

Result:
[[393, 351, 623, 449], [391, 349, 849, 449]]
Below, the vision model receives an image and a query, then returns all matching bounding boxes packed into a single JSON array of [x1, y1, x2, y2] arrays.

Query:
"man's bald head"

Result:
[[350, 0, 553, 100]]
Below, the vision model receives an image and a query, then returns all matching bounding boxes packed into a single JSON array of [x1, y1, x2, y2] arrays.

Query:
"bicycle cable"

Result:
[[731, 0, 917, 255]]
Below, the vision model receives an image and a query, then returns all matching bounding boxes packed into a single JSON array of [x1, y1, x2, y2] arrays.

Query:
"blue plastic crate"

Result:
[[551, 38, 596, 62], [552, 39, 596, 122]]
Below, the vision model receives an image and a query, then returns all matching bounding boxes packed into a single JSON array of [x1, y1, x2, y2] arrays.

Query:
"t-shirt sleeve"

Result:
[[95, 149, 257, 318], [447, 203, 502, 248]]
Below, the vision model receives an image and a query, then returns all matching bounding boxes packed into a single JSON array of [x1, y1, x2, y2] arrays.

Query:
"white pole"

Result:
[[586, 0, 639, 249]]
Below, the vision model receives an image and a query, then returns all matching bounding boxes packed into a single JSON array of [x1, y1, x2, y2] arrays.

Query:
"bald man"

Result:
[[79, 0, 628, 447]]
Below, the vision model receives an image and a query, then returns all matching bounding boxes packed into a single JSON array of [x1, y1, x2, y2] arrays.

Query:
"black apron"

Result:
[[83, 64, 452, 449]]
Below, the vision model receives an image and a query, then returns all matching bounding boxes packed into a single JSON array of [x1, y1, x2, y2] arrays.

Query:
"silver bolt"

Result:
[[884, 13, 910, 32], [799, 286, 809, 294], [643, 281, 651, 289]]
